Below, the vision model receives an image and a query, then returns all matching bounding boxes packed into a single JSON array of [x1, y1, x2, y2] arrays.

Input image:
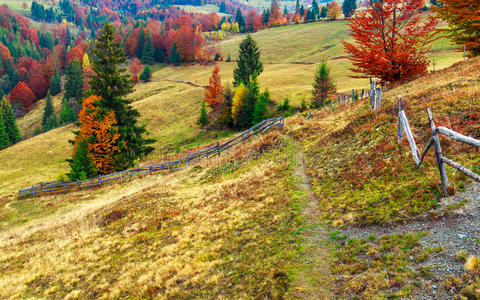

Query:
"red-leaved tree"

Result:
[[342, 0, 440, 84], [204, 65, 224, 111], [9, 81, 35, 115]]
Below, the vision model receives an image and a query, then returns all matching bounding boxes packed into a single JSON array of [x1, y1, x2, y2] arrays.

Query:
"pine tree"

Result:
[[42, 92, 56, 132], [320, 6, 327, 18], [226, 53, 231, 62], [50, 69, 61, 96], [0, 109, 9, 149], [169, 42, 181, 66], [296, 0, 300, 13], [1, 98, 21, 144], [311, 61, 336, 108], [68, 140, 97, 180], [233, 35, 263, 87], [235, 8, 246, 32], [342, 0, 357, 18], [141, 32, 154, 65], [198, 101, 208, 126], [89, 23, 154, 170], [238, 74, 259, 129], [60, 96, 76, 124], [252, 89, 269, 124], [312, 0, 319, 19], [139, 65, 152, 82], [65, 59, 84, 102]]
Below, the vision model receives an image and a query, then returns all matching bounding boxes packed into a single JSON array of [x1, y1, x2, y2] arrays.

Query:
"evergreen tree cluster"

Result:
[[0, 97, 21, 149], [69, 23, 154, 179], [342, 0, 357, 18], [31, 1, 56, 22]]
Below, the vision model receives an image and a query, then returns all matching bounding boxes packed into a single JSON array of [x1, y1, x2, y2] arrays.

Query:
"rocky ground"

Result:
[[340, 183, 480, 299]]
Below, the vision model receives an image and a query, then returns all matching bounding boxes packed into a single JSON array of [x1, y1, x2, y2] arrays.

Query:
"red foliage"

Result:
[[28, 61, 49, 99], [67, 46, 85, 64], [268, 0, 282, 26], [204, 66, 224, 111], [174, 25, 205, 62], [9, 81, 35, 112], [342, 0, 440, 83], [129, 58, 143, 75], [246, 10, 263, 32], [0, 43, 12, 68]]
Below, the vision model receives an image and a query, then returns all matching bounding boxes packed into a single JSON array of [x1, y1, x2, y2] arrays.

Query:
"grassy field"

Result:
[[175, 4, 229, 17]]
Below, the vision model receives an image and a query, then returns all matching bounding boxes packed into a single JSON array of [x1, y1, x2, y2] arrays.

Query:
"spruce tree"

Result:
[[68, 141, 97, 180], [342, 0, 357, 18], [1, 98, 21, 144], [42, 92, 56, 132], [238, 74, 259, 129], [235, 8, 246, 32], [50, 69, 61, 96], [141, 32, 154, 65], [320, 6, 327, 18], [0, 109, 9, 149], [252, 89, 269, 124], [60, 96, 76, 124], [198, 101, 208, 126], [312, 61, 336, 108], [233, 35, 263, 87], [139, 65, 152, 82], [65, 59, 84, 103], [89, 23, 154, 170], [169, 42, 181, 66]]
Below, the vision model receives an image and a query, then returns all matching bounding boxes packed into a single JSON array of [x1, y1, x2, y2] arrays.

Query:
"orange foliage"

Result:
[[268, 0, 282, 26], [76, 95, 121, 174], [129, 58, 143, 75], [67, 46, 85, 64], [204, 65, 224, 111], [327, 1, 341, 20]]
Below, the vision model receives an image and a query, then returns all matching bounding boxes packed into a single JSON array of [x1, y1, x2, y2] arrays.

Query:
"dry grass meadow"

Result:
[[0, 16, 474, 298]]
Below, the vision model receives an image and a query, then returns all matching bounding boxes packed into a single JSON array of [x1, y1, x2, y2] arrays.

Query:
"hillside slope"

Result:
[[1, 57, 478, 298]]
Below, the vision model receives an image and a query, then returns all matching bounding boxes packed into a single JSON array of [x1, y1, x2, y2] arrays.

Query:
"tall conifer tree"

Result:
[[1, 97, 21, 143], [42, 92, 56, 131], [141, 32, 154, 65], [0, 109, 9, 149], [89, 23, 154, 170], [233, 35, 263, 87]]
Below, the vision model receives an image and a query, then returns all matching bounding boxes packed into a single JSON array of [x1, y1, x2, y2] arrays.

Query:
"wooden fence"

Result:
[[18, 117, 285, 199], [397, 96, 480, 193], [329, 79, 385, 112]]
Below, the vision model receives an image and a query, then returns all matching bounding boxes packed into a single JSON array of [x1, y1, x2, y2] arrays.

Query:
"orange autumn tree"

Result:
[[342, 0, 440, 84], [75, 95, 120, 174], [327, 1, 342, 20], [204, 65, 224, 111], [435, 0, 480, 56]]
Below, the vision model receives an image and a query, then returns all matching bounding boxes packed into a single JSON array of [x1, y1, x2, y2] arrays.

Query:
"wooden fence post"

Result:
[[361, 89, 364, 99], [352, 89, 355, 102], [464, 44, 466, 61], [216, 142, 221, 156], [397, 96, 404, 142], [376, 87, 382, 109], [428, 108, 449, 194], [330, 99, 333, 112]]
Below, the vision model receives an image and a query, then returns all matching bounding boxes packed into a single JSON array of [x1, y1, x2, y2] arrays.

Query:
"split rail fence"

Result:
[[397, 96, 480, 193], [18, 117, 285, 199]]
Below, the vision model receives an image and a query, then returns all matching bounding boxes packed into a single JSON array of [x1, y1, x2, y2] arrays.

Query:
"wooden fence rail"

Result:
[[397, 97, 480, 193], [18, 117, 284, 199]]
